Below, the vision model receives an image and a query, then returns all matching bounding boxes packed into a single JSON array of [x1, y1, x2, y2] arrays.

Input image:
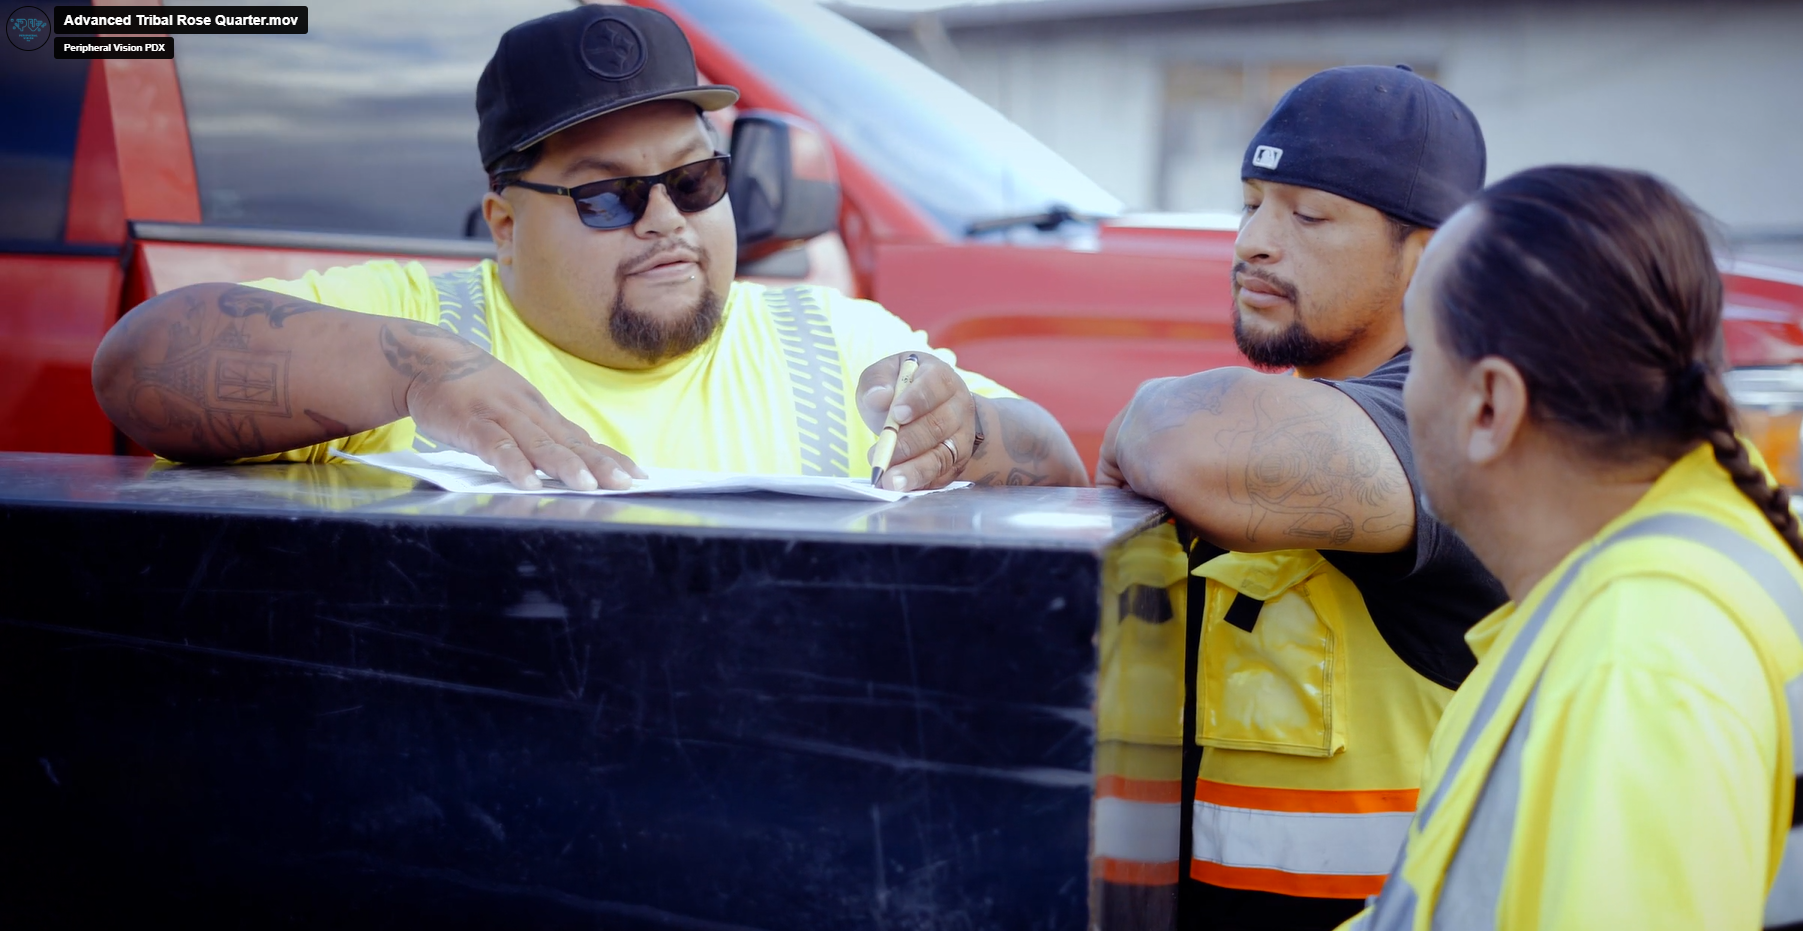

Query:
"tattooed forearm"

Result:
[[379, 320, 496, 383], [93, 282, 422, 461], [1114, 370, 1413, 553], [961, 396, 1089, 487], [122, 310, 294, 457], [965, 467, 1053, 486]]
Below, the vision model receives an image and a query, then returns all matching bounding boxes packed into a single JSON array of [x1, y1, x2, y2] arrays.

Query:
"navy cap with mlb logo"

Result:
[[1242, 65, 1486, 228], [476, 5, 739, 171]]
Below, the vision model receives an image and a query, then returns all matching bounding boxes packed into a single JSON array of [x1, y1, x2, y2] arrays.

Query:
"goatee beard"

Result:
[[610, 287, 725, 365], [1233, 311, 1362, 371]]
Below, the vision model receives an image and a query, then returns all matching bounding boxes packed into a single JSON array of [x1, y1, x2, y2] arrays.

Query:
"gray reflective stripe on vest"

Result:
[[412, 268, 493, 453], [1430, 688, 1541, 930], [1368, 512, 1803, 931], [764, 286, 850, 477]]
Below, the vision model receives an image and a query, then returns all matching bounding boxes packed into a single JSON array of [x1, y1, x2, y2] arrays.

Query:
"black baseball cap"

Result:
[[477, 5, 739, 171], [1241, 65, 1485, 229]]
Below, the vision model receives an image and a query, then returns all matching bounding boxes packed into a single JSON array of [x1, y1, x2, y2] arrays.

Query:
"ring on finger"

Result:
[[941, 437, 959, 462]]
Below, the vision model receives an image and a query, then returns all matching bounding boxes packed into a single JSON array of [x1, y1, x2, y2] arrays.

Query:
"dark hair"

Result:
[[1435, 165, 1803, 560], [487, 142, 543, 193]]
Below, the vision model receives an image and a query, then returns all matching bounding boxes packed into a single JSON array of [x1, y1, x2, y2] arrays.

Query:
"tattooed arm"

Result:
[[92, 282, 639, 490], [1097, 368, 1414, 553], [855, 352, 1088, 490], [959, 397, 1089, 487]]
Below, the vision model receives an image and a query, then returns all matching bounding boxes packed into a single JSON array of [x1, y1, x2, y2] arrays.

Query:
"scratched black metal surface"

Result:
[[0, 454, 1166, 930]]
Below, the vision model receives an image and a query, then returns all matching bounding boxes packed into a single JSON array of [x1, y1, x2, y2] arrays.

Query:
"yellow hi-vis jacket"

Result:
[[1188, 545, 1456, 899], [1348, 443, 1803, 931]]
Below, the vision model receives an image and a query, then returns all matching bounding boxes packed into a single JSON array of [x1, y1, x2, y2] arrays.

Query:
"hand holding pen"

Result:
[[855, 351, 984, 493]]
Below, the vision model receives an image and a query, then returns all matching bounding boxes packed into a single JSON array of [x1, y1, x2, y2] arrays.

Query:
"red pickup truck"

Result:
[[7, 0, 1803, 479]]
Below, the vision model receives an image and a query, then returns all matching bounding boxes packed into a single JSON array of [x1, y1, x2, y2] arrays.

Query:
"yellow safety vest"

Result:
[[1353, 450, 1803, 930], [1189, 545, 1457, 899]]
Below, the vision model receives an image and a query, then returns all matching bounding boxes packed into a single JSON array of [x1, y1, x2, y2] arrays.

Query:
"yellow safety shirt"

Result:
[[1347, 443, 1803, 930], [238, 259, 1017, 474]]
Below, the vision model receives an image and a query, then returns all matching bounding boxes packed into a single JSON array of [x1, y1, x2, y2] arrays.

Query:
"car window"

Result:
[[0, 2, 89, 247], [168, 0, 566, 238], [663, 0, 1122, 236]]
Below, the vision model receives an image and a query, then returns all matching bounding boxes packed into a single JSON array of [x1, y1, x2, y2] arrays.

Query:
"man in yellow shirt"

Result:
[[91, 5, 1084, 492], [1352, 166, 1803, 929]]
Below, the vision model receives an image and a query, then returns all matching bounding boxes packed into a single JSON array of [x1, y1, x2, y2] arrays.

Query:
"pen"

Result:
[[869, 353, 920, 486]]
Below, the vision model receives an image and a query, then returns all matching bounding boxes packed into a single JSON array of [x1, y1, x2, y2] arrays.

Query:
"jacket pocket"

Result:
[[1193, 549, 1348, 758]]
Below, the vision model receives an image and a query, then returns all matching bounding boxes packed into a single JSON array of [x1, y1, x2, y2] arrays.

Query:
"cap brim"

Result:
[[511, 85, 741, 155]]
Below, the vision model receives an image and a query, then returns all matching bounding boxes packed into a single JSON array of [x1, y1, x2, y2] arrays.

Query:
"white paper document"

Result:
[[341, 449, 967, 502]]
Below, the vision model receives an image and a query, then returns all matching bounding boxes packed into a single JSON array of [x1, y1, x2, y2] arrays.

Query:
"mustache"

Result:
[[1232, 261, 1300, 303], [618, 239, 708, 280]]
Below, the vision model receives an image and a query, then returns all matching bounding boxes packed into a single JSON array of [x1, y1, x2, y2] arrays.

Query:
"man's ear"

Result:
[[1397, 226, 1436, 284], [483, 191, 516, 266], [1466, 356, 1529, 466]]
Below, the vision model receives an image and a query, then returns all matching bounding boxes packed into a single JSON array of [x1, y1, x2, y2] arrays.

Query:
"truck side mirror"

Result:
[[729, 111, 840, 265]]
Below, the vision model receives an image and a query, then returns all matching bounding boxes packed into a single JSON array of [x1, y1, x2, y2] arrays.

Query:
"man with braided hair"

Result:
[[1351, 164, 1803, 931]]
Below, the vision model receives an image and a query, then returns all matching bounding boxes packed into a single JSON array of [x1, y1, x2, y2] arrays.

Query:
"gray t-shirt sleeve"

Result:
[[1312, 350, 1507, 689]]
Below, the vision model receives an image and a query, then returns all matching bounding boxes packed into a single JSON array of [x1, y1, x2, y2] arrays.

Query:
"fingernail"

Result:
[[892, 405, 913, 423], [522, 475, 542, 490], [574, 468, 597, 491], [889, 474, 909, 492], [612, 467, 632, 485]]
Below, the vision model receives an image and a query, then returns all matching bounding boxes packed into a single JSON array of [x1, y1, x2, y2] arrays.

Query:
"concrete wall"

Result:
[[870, 1, 1803, 232]]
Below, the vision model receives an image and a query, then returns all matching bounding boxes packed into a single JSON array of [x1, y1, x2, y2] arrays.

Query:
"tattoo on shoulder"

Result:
[[218, 286, 321, 329], [1222, 391, 1406, 546], [378, 320, 495, 383]]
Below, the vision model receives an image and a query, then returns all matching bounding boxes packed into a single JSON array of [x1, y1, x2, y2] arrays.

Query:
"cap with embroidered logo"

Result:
[[477, 5, 738, 171], [1241, 64, 1486, 228]]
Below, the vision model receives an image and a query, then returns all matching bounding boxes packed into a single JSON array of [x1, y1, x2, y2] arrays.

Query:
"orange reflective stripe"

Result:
[[1194, 779, 1418, 814], [1097, 774, 1183, 804], [1098, 857, 1181, 886], [1190, 859, 1387, 899]]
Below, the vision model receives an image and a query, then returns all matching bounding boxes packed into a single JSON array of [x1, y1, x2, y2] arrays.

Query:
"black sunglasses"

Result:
[[496, 154, 732, 231]]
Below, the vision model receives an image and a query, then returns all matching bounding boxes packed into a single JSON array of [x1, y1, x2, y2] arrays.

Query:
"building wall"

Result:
[[875, 1, 1803, 232]]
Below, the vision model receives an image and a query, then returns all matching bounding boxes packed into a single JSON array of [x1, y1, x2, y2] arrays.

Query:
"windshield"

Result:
[[664, 0, 1121, 236], [170, 0, 567, 238]]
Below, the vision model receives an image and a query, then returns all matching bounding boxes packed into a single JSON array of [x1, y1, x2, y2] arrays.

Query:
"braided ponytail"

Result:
[[1436, 165, 1803, 561], [1694, 371, 1803, 561]]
